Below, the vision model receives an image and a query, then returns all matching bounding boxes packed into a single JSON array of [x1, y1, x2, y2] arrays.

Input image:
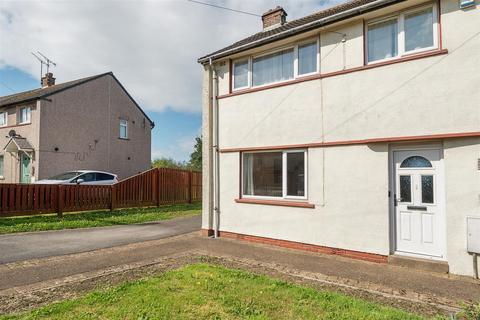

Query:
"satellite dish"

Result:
[[8, 130, 16, 137]]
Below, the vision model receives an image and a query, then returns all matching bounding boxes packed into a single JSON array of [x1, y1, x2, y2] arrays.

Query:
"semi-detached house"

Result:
[[0, 72, 153, 183], [198, 0, 480, 277]]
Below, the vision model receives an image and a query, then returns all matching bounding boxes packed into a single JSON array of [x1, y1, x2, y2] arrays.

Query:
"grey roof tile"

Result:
[[0, 73, 109, 108], [0, 72, 154, 127], [198, 0, 402, 62]]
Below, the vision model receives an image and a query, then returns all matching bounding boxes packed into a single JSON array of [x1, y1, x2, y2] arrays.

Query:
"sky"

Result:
[[0, 0, 341, 161]]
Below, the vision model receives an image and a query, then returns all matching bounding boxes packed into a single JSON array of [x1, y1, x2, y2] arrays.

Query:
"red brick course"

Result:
[[200, 229, 388, 264]]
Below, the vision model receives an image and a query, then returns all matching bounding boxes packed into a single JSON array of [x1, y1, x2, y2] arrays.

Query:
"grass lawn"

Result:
[[0, 264, 442, 320], [0, 203, 201, 234]]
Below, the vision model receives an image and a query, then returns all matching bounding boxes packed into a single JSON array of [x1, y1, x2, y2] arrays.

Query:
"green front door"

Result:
[[20, 153, 31, 183]]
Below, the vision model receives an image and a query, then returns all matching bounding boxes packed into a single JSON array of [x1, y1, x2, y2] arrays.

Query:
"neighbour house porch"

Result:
[[1, 136, 35, 184]]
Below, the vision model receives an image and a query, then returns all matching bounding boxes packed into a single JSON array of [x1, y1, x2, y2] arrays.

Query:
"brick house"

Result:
[[0, 72, 154, 182]]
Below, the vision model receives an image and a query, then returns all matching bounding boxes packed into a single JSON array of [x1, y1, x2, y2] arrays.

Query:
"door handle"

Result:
[[394, 197, 402, 206], [407, 206, 427, 211]]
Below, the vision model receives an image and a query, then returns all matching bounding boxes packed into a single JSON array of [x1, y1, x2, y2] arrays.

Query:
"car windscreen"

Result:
[[48, 172, 82, 180]]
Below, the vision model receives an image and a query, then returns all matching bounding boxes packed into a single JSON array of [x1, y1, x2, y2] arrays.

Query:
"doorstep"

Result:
[[388, 254, 449, 274]]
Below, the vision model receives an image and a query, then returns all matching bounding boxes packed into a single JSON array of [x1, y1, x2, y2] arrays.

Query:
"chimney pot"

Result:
[[41, 72, 55, 87], [262, 6, 287, 30]]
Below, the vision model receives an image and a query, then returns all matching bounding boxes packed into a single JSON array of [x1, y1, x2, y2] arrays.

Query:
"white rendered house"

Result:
[[198, 0, 480, 277]]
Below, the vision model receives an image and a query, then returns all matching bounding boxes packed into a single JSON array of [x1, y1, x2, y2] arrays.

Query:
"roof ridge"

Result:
[[0, 71, 154, 127], [0, 71, 113, 100]]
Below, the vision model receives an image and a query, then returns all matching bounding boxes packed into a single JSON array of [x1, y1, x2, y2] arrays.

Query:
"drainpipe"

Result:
[[473, 253, 479, 280], [209, 58, 220, 239]]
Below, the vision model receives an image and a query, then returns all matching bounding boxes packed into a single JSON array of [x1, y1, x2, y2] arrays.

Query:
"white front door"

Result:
[[393, 149, 445, 259]]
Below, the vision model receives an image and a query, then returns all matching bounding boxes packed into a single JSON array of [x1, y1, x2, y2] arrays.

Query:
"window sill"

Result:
[[0, 123, 31, 129], [118, 137, 130, 140], [235, 198, 315, 208]]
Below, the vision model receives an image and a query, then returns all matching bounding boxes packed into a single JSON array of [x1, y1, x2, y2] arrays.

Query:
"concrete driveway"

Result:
[[0, 215, 200, 264]]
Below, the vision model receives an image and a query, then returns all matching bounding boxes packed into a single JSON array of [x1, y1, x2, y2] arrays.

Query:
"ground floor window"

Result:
[[242, 150, 307, 199]]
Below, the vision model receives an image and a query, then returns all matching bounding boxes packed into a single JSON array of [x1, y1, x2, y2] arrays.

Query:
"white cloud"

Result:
[[0, 0, 341, 113]]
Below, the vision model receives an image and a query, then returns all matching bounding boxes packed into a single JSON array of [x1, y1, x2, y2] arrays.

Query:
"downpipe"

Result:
[[210, 58, 220, 239]]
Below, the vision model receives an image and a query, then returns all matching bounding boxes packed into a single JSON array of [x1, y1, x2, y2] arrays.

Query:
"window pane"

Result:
[[252, 49, 294, 86], [399, 175, 411, 202], [400, 156, 432, 168], [0, 112, 6, 126], [96, 173, 114, 181], [243, 152, 282, 197], [421, 175, 434, 203], [298, 42, 317, 75], [120, 120, 127, 138], [368, 19, 398, 62], [287, 152, 305, 197], [233, 60, 249, 89], [20, 107, 31, 123], [405, 8, 434, 52], [79, 173, 95, 182]]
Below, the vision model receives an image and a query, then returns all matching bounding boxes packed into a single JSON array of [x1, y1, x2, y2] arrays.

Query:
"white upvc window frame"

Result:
[[366, 3, 438, 64], [18, 106, 31, 124], [295, 38, 321, 77], [0, 111, 7, 127], [241, 149, 308, 201], [232, 58, 251, 90], [119, 119, 128, 139], [232, 37, 320, 92], [251, 45, 296, 89]]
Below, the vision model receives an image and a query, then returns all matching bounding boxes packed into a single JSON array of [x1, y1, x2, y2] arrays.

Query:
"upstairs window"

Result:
[[119, 119, 128, 139], [232, 39, 318, 91], [367, 4, 437, 63], [233, 59, 249, 90], [18, 106, 31, 124], [367, 18, 398, 62], [298, 42, 318, 75], [253, 48, 294, 87], [404, 8, 434, 52], [242, 150, 307, 199], [0, 111, 7, 127]]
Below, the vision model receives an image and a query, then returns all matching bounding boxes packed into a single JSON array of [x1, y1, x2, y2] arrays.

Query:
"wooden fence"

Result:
[[0, 168, 201, 218]]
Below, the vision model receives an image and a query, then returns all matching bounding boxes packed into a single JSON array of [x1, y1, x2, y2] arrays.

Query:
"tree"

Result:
[[151, 136, 202, 171], [187, 136, 202, 171], [152, 157, 187, 169]]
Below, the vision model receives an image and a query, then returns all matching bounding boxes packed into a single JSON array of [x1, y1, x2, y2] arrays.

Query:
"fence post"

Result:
[[156, 168, 161, 207], [188, 171, 192, 204], [110, 185, 116, 211], [57, 185, 63, 217]]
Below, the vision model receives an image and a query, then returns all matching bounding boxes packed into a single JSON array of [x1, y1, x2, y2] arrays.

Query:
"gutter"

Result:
[[198, 0, 405, 64]]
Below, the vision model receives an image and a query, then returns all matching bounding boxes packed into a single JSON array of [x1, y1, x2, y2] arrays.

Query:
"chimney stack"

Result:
[[262, 6, 287, 30], [41, 72, 55, 87]]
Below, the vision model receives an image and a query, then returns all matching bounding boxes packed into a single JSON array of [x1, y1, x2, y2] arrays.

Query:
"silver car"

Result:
[[35, 170, 118, 185]]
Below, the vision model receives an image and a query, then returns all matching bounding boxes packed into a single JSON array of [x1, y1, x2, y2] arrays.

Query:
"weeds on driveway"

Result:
[[0, 203, 201, 234], [0, 264, 445, 320]]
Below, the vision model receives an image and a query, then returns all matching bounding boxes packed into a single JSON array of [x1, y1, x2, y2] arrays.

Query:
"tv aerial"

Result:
[[31, 51, 57, 80]]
